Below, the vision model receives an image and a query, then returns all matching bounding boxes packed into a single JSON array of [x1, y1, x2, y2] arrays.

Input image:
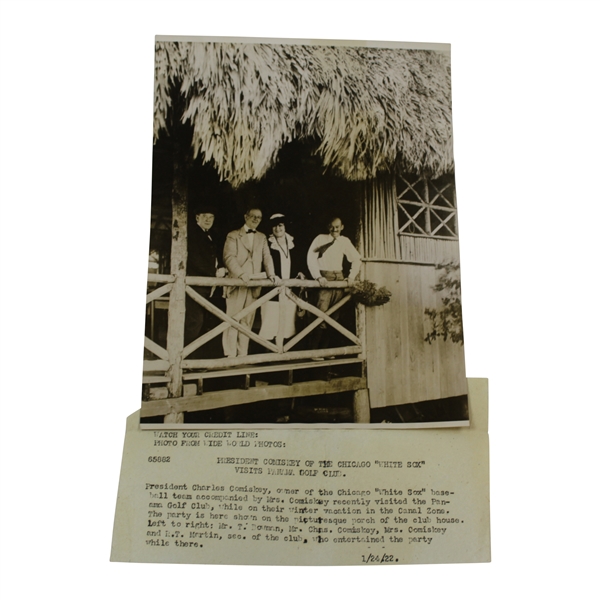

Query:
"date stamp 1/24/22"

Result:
[[362, 553, 398, 564]]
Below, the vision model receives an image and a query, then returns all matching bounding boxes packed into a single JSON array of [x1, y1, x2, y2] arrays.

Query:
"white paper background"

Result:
[[1, 1, 597, 598]]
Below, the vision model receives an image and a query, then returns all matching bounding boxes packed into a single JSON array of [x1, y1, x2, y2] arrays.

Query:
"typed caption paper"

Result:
[[111, 378, 490, 565]]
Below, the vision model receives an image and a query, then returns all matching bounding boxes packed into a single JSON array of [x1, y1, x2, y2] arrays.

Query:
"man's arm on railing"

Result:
[[343, 238, 362, 284], [223, 233, 245, 279], [260, 235, 276, 280], [306, 235, 325, 280]]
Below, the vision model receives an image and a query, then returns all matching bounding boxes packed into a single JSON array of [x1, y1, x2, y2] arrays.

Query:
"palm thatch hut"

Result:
[[144, 37, 466, 424]]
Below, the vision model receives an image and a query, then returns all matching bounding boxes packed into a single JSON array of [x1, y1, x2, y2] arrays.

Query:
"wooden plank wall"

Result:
[[359, 173, 466, 409], [399, 234, 460, 265], [363, 261, 467, 408], [360, 176, 400, 260]]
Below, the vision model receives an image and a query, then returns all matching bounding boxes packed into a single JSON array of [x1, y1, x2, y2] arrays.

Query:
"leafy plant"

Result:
[[350, 280, 392, 307], [424, 262, 463, 344]]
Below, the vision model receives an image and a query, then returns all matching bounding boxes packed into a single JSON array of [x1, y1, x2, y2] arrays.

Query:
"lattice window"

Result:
[[397, 173, 458, 239]]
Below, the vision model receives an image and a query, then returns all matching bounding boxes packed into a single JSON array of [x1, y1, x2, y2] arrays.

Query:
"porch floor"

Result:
[[140, 374, 366, 418]]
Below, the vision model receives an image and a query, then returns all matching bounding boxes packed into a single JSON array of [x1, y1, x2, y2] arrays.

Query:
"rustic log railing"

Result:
[[143, 274, 368, 422]]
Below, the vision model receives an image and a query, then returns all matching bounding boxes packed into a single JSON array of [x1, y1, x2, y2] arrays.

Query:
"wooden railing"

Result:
[[144, 274, 363, 389]]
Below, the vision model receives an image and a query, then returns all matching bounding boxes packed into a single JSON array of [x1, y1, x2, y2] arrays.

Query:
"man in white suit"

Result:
[[222, 207, 279, 358]]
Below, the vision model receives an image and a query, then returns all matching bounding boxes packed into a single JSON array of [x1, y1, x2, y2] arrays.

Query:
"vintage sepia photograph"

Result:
[[141, 36, 468, 427]]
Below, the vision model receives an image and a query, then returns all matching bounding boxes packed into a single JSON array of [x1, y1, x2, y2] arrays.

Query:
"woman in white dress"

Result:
[[259, 214, 305, 342]]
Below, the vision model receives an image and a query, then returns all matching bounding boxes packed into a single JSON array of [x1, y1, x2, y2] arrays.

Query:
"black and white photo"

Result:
[[141, 37, 468, 427]]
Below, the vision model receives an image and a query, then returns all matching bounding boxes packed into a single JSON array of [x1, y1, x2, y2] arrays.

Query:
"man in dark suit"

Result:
[[185, 205, 225, 355], [222, 207, 278, 358]]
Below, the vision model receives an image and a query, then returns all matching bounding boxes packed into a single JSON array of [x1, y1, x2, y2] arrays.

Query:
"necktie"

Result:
[[316, 238, 335, 258], [247, 229, 256, 234]]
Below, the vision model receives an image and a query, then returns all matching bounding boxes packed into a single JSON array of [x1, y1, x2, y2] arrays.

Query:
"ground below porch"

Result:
[[140, 352, 468, 426], [141, 357, 368, 425]]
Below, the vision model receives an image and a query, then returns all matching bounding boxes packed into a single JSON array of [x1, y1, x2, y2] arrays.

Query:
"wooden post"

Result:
[[353, 389, 370, 423], [276, 285, 286, 352], [354, 304, 370, 422], [356, 303, 366, 360], [164, 410, 184, 424], [165, 153, 188, 423], [390, 176, 401, 260], [423, 176, 431, 235]]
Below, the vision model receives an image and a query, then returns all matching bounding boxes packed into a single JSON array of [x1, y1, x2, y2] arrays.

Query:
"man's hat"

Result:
[[194, 204, 217, 216]]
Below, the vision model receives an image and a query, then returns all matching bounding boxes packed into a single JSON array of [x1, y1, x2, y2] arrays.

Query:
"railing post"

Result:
[[165, 185, 187, 419], [353, 389, 371, 423], [164, 409, 184, 424], [167, 270, 185, 397], [354, 290, 370, 423], [356, 302, 366, 360], [276, 285, 286, 352]]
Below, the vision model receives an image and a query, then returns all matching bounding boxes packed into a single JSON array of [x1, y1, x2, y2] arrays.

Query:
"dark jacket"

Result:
[[267, 233, 304, 279], [187, 225, 223, 295], [188, 226, 222, 276]]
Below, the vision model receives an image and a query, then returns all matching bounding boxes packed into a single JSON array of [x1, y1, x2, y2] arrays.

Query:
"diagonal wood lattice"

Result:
[[144, 280, 359, 366], [183, 284, 358, 358], [144, 283, 172, 360], [397, 174, 457, 239]]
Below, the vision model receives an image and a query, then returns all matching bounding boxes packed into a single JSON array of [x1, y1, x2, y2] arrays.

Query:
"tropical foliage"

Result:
[[424, 262, 463, 345]]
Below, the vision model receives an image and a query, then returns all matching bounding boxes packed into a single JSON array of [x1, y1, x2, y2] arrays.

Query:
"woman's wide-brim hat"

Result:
[[269, 213, 286, 225]]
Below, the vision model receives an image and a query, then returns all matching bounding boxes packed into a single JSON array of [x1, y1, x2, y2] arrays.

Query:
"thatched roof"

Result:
[[154, 41, 453, 187]]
